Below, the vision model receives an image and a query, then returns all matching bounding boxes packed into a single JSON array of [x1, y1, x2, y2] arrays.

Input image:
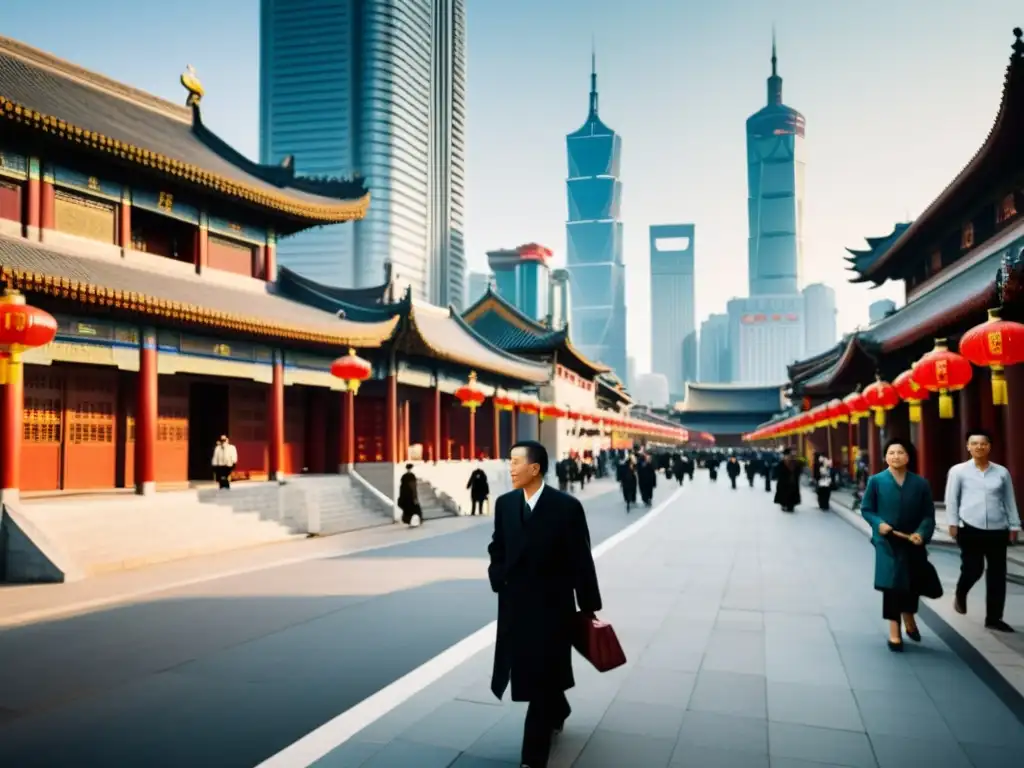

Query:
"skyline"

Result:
[[6, 1, 1022, 376]]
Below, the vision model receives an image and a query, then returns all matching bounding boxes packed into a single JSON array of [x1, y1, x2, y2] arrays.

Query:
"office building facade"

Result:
[[649, 224, 697, 398], [802, 283, 837, 356], [633, 373, 671, 409], [487, 243, 551, 321], [746, 35, 805, 296], [259, 0, 466, 308], [699, 313, 732, 384], [728, 295, 806, 385], [565, 54, 627, 381], [548, 268, 571, 330], [467, 271, 493, 305]]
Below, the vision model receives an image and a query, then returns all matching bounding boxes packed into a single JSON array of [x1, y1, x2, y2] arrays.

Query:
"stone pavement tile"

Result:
[[673, 710, 768, 755], [669, 744, 769, 767], [448, 755, 518, 767], [463, 709, 524, 763], [835, 645, 927, 693], [767, 722, 877, 767], [636, 642, 706, 674], [615, 665, 696, 708], [960, 740, 1024, 767], [764, 644, 850, 688], [715, 608, 764, 632], [398, 699, 508, 752], [688, 670, 767, 718], [768, 760, 850, 768], [766, 681, 864, 732], [927, 688, 1024, 747], [596, 698, 686, 740], [701, 628, 766, 675], [310, 739, 384, 767], [853, 688, 952, 741], [572, 729, 676, 767], [358, 738, 461, 767], [867, 733, 971, 768]]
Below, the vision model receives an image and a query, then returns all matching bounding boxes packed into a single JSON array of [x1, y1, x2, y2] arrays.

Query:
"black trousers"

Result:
[[882, 589, 919, 620], [956, 523, 1009, 621], [214, 466, 232, 489], [747, 474, 755, 487], [764, 475, 772, 492], [729, 476, 737, 489], [816, 487, 831, 510], [522, 689, 570, 767], [471, 498, 486, 515]]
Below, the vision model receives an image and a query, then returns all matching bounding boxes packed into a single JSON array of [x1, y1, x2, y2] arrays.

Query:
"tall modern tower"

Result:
[[746, 33, 805, 296], [649, 224, 697, 398], [802, 283, 837, 356], [565, 52, 627, 382], [487, 243, 552, 321], [259, 0, 466, 308]]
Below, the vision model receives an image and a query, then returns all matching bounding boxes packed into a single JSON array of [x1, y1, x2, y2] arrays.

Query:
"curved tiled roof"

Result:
[[0, 36, 369, 227], [855, 28, 1024, 283], [275, 267, 396, 323], [845, 222, 913, 284], [0, 235, 397, 347], [678, 383, 786, 414]]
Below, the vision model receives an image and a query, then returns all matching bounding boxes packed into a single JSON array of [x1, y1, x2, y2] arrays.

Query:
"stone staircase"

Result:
[[416, 479, 458, 520]]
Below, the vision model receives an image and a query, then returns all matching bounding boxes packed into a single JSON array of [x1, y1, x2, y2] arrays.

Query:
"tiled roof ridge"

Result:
[[0, 34, 191, 124]]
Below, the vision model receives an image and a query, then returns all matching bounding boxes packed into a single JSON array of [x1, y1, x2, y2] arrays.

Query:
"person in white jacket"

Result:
[[211, 435, 238, 489]]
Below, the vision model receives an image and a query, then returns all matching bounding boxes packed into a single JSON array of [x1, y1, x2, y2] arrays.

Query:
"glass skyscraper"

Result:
[[565, 54, 627, 382], [746, 35, 805, 296], [649, 224, 697, 398], [259, 0, 466, 308], [487, 243, 551, 322]]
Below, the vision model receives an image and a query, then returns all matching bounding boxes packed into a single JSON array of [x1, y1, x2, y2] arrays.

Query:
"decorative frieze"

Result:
[[0, 149, 27, 180], [51, 165, 121, 201], [132, 188, 199, 225], [207, 215, 265, 244]]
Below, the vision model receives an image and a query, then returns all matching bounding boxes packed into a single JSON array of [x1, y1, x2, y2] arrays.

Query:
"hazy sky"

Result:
[[4, 0, 1021, 373]]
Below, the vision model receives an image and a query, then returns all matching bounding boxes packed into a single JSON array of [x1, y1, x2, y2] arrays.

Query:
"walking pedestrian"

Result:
[[773, 449, 802, 512], [467, 459, 490, 516], [860, 438, 937, 651], [398, 463, 422, 526], [726, 456, 741, 489], [815, 455, 834, 510], [637, 453, 656, 506], [487, 440, 603, 768], [946, 429, 1020, 633], [211, 435, 238, 489], [618, 456, 638, 512]]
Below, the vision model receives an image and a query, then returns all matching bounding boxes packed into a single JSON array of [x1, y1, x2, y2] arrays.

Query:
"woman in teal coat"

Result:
[[860, 438, 936, 651]]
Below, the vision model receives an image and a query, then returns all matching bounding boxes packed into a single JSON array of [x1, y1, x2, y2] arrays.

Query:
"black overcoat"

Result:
[[488, 485, 602, 702], [467, 468, 490, 501], [773, 460, 802, 507]]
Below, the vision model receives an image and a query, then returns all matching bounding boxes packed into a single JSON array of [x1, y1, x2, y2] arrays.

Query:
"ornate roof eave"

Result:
[[794, 336, 879, 397], [0, 94, 370, 225], [857, 28, 1024, 282], [461, 285, 549, 335], [275, 267, 397, 322]]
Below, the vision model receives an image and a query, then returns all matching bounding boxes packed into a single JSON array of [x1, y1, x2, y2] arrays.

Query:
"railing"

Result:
[[350, 466, 398, 521]]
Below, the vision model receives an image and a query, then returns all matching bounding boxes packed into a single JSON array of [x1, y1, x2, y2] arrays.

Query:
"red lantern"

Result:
[[959, 307, 1024, 406], [863, 377, 900, 427], [912, 339, 973, 419], [0, 289, 58, 385], [843, 390, 870, 424], [492, 390, 516, 411], [893, 367, 930, 423], [825, 398, 849, 426], [330, 348, 373, 395], [539, 403, 564, 421], [455, 371, 486, 411]]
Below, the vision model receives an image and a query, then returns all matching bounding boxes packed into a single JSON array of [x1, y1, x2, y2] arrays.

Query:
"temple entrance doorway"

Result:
[[188, 381, 229, 481]]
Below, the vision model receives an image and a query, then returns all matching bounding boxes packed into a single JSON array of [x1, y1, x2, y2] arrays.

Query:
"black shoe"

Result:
[[953, 595, 967, 614], [888, 640, 904, 652], [985, 619, 1015, 632], [906, 628, 922, 642]]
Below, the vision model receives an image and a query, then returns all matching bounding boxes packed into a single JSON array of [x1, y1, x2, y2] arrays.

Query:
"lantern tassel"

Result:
[[991, 366, 1008, 406], [0, 356, 7, 386], [939, 391, 954, 419], [909, 402, 921, 423], [873, 408, 885, 428]]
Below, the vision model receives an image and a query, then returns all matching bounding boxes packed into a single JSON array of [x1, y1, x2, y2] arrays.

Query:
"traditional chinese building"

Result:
[[764, 28, 1024, 500], [674, 383, 786, 447]]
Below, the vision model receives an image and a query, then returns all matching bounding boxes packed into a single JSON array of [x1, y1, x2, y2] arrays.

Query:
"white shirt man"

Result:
[[211, 436, 238, 489], [945, 429, 1020, 632]]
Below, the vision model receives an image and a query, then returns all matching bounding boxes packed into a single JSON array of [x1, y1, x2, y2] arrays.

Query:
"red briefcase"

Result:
[[573, 613, 627, 672]]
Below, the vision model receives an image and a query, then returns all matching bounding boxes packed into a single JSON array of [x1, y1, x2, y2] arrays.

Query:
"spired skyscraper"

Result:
[[746, 34, 805, 296], [565, 53, 627, 382], [259, 0, 466, 308]]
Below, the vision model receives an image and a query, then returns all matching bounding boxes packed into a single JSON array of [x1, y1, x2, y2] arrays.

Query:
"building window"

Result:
[[961, 222, 975, 251], [997, 193, 1018, 224]]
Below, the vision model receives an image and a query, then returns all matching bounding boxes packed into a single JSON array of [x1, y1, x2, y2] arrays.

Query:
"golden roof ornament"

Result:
[[180, 64, 204, 107]]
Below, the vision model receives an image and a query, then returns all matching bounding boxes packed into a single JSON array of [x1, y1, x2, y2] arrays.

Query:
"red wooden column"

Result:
[[918, 398, 938, 498], [868, 421, 882, 475], [468, 404, 477, 460], [976, 370, 1006, 465], [24, 158, 40, 239], [402, 401, 411, 462], [432, 384, 442, 463], [492, 402, 500, 459], [959, 376, 982, 446], [341, 389, 355, 469], [268, 351, 285, 481], [0, 364, 25, 503], [194, 213, 209, 274], [847, 421, 856, 477], [119, 189, 132, 249], [39, 165, 55, 234], [384, 370, 398, 464], [135, 327, 158, 495], [1002, 365, 1024, 500]]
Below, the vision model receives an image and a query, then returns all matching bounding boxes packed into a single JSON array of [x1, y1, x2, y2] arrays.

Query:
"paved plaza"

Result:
[[298, 473, 1024, 768]]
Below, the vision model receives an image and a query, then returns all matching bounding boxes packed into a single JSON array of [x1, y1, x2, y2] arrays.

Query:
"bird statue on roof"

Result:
[[180, 64, 204, 107]]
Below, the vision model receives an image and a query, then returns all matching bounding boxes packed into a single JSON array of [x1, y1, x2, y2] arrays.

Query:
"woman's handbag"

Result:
[[909, 548, 944, 600]]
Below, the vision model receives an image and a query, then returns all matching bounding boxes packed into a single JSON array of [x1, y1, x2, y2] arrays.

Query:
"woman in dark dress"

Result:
[[860, 438, 936, 651], [773, 449, 802, 512], [398, 463, 422, 526]]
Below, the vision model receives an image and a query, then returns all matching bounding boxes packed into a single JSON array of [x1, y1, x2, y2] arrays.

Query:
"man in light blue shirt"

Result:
[[945, 429, 1020, 632]]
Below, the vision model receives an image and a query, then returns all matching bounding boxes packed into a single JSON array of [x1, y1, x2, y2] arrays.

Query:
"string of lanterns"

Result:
[[742, 305, 1024, 441]]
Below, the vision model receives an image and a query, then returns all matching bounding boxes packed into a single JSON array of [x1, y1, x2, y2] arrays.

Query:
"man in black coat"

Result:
[[467, 460, 490, 515], [488, 440, 602, 768]]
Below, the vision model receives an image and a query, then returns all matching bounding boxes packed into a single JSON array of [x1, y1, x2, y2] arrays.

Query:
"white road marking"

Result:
[[255, 485, 685, 768]]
